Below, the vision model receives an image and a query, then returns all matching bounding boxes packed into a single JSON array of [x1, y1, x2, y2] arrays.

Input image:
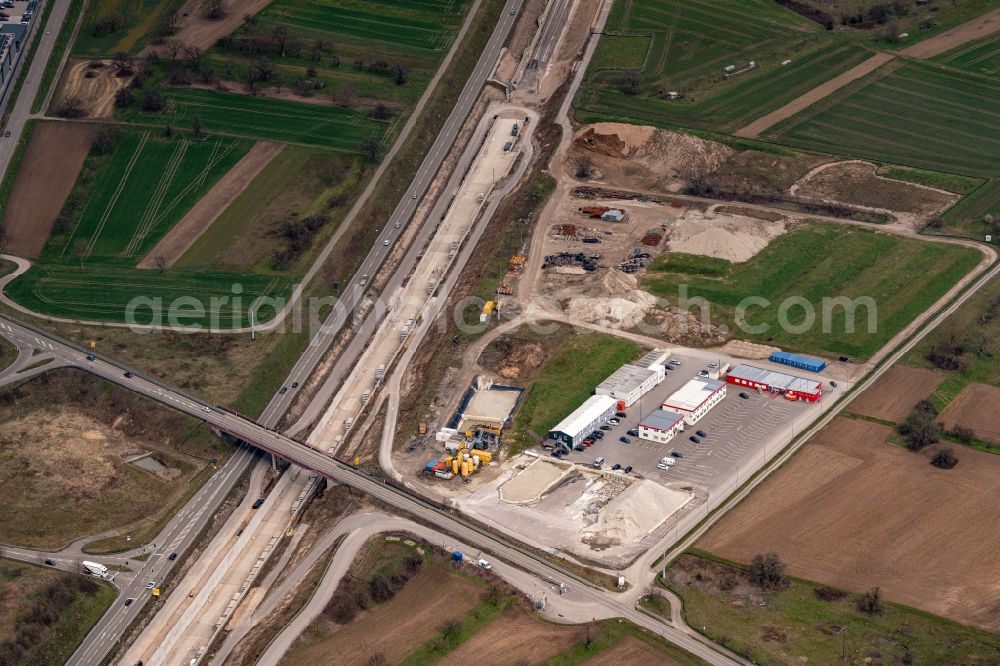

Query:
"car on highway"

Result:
[[696, 430, 707, 438], [86, 354, 95, 361], [657, 457, 675, 469], [619, 436, 630, 444], [384, 239, 390, 246], [671, 451, 684, 458], [123, 371, 133, 378], [624, 465, 633, 473], [202, 406, 212, 413], [44, 559, 55, 566], [394, 222, 401, 229], [360, 274, 368, 286], [124, 598, 134, 607], [252, 498, 265, 509], [599, 425, 612, 431], [291, 382, 299, 388], [3, 130, 9, 138], [739, 392, 750, 399], [689, 435, 700, 444], [412, 193, 417, 199], [168, 552, 177, 561], [146, 582, 156, 590], [279, 386, 287, 394], [478, 558, 492, 570]]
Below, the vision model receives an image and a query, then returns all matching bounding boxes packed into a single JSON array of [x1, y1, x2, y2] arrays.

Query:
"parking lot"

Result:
[[545, 352, 827, 494]]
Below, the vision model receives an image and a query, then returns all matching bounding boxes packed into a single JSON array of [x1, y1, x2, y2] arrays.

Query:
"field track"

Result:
[[900, 6, 1000, 59], [138, 141, 286, 269]]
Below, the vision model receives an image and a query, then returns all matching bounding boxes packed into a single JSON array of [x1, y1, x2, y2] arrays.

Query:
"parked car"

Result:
[[615, 411, 627, 419], [590, 431, 603, 440], [830, 380, 838, 387], [696, 430, 707, 438], [669, 359, 681, 366], [708, 362, 718, 368], [619, 436, 631, 444], [739, 392, 750, 399], [552, 449, 565, 458], [478, 559, 492, 570], [689, 436, 700, 444], [573, 444, 585, 451], [627, 428, 639, 437], [607, 418, 620, 425], [582, 439, 593, 447], [599, 425, 612, 431], [612, 463, 621, 470], [698, 370, 709, 377], [657, 457, 675, 469], [671, 451, 684, 458], [592, 457, 604, 469], [624, 465, 633, 473]]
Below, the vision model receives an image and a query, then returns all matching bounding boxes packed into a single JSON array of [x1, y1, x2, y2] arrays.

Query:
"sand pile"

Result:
[[565, 290, 658, 329], [722, 340, 781, 360], [666, 206, 791, 263], [583, 480, 690, 545], [572, 123, 734, 191]]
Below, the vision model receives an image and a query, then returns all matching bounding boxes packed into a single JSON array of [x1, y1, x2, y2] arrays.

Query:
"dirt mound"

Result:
[[583, 479, 689, 545], [571, 123, 734, 191], [721, 340, 781, 360], [566, 290, 659, 330], [496, 342, 545, 380], [59, 60, 132, 118], [666, 205, 793, 263]]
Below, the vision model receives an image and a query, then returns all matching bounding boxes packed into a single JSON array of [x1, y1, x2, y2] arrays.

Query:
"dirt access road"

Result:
[[735, 7, 1000, 138], [137, 141, 284, 269], [145, 0, 274, 53]]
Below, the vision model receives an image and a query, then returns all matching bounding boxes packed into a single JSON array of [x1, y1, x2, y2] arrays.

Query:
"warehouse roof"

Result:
[[549, 395, 616, 438], [662, 378, 725, 412], [597, 364, 657, 395], [728, 364, 821, 394], [637, 349, 669, 369], [639, 409, 684, 432]]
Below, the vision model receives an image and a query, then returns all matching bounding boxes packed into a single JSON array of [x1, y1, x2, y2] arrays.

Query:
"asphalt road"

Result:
[[519, 0, 573, 89], [0, 312, 748, 666], [256, 0, 523, 426], [0, 0, 70, 179]]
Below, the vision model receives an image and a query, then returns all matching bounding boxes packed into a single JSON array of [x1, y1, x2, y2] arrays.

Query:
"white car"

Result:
[[202, 406, 212, 413], [384, 239, 390, 246], [394, 222, 401, 229], [478, 559, 492, 570], [607, 418, 620, 425], [657, 457, 675, 470], [669, 359, 681, 366], [146, 581, 156, 590]]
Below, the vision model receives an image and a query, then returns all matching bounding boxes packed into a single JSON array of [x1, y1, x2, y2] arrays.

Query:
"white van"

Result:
[[657, 457, 675, 469], [592, 457, 605, 469]]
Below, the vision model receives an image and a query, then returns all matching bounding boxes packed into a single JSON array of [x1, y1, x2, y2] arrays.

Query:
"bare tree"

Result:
[[272, 26, 288, 56], [359, 137, 380, 161], [858, 586, 882, 617], [154, 256, 167, 272], [191, 115, 203, 139], [185, 46, 204, 70], [931, 447, 958, 469], [112, 51, 134, 77], [201, 0, 226, 20], [164, 38, 183, 60], [574, 156, 592, 179], [749, 552, 787, 590]]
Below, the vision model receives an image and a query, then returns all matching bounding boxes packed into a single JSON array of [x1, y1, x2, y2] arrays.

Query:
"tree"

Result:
[[185, 46, 204, 70], [931, 447, 958, 469], [272, 26, 289, 55], [371, 103, 390, 120], [201, 0, 226, 19], [620, 70, 641, 96], [368, 574, 394, 603], [190, 115, 203, 138], [164, 38, 183, 60], [365, 654, 389, 666], [574, 156, 592, 179], [0, 222, 5, 250], [857, 586, 882, 617], [72, 240, 91, 268], [140, 88, 165, 112], [749, 552, 787, 590], [114, 87, 134, 109], [154, 255, 167, 272], [950, 425, 976, 442], [163, 123, 175, 138], [112, 51, 134, 77], [93, 126, 122, 153], [55, 95, 86, 118], [898, 400, 940, 451], [359, 137, 380, 161], [393, 63, 407, 85], [439, 618, 463, 641], [255, 56, 275, 82]]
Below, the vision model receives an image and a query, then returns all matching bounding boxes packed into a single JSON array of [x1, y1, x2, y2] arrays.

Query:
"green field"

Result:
[[642, 224, 981, 359], [509, 333, 640, 452], [74, 0, 184, 56], [6, 264, 293, 327], [42, 131, 249, 265], [573, 0, 882, 132], [934, 33, 1000, 78], [121, 88, 394, 151], [666, 553, 1000, 666], [764, 61, 1000, 177]]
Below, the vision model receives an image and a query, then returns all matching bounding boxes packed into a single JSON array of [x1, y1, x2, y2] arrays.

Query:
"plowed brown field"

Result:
[[445, 607, 579, 665], [698, 417, 1000, 632], [583, 636, 682, 665], [846, 365, 944, 422], [1, 123, 96, 257], [940, 382, 1000, 443]]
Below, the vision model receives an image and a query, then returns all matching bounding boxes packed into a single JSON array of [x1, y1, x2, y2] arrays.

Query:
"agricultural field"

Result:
[[696, 416, 1000, 633], [642, 224, 981, 359], [665, 553, 1000, 665], [75, 0, 185, 56], [120, 88, 394, 152], [934, 33, 1000, 77], [0, 368, 227, 550], [574, 0, 883, 132], [764, 61, 1000, 177], [846, 365, 944, 423], [0, 559, 115, 666]]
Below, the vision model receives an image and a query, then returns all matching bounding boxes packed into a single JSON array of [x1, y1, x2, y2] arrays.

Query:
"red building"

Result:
[[726, 364, 822, 402]]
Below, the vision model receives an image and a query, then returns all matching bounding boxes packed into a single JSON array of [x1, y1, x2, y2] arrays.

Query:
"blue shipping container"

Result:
[[769, 351, 826, 373]]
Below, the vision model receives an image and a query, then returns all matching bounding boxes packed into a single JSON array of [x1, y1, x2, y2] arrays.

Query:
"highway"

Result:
[[0, 0, 71, 179], [0, 311, 748, 666], [518, 0, 573, 90]]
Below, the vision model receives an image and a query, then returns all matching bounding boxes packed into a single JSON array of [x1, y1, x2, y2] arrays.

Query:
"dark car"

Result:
[[600, 425, 612, 431], [291, 382, 299, 388], [689, 436, 700, 444], [252, 498, 265, 509], [696, 430, 707, 438], [279, 386, 288, 395], [552, 449, 565, 458], [671, 451, 684, 458], [624, 465, 633, 473], [619, 436, 631, 444], [591, 431, 604, 440], [627, 428, 639, 437], [615, 411, 627, 418], [44, 559, 55, 566], [573, 444, 585, 451], [124, 598, 135, 607], [830, 381, 838, 388], [612, 463, 621, 470], [739, 392, 750, 399], [168, 552, 178, 561], [124, 371, 133, 378]]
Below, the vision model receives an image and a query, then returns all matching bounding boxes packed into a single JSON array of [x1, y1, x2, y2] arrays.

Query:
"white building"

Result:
[[548, 395, 616, 446], [662, 378, 726, 425], [596, 364, 659, 407], [638, 409, 685, 444]]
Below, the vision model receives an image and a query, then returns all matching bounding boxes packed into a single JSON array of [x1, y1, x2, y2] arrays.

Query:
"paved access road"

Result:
[[0, 312, 748, 666]]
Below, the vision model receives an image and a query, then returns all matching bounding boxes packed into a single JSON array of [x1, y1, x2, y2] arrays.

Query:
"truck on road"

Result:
[[81, 561, 109, 578]]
